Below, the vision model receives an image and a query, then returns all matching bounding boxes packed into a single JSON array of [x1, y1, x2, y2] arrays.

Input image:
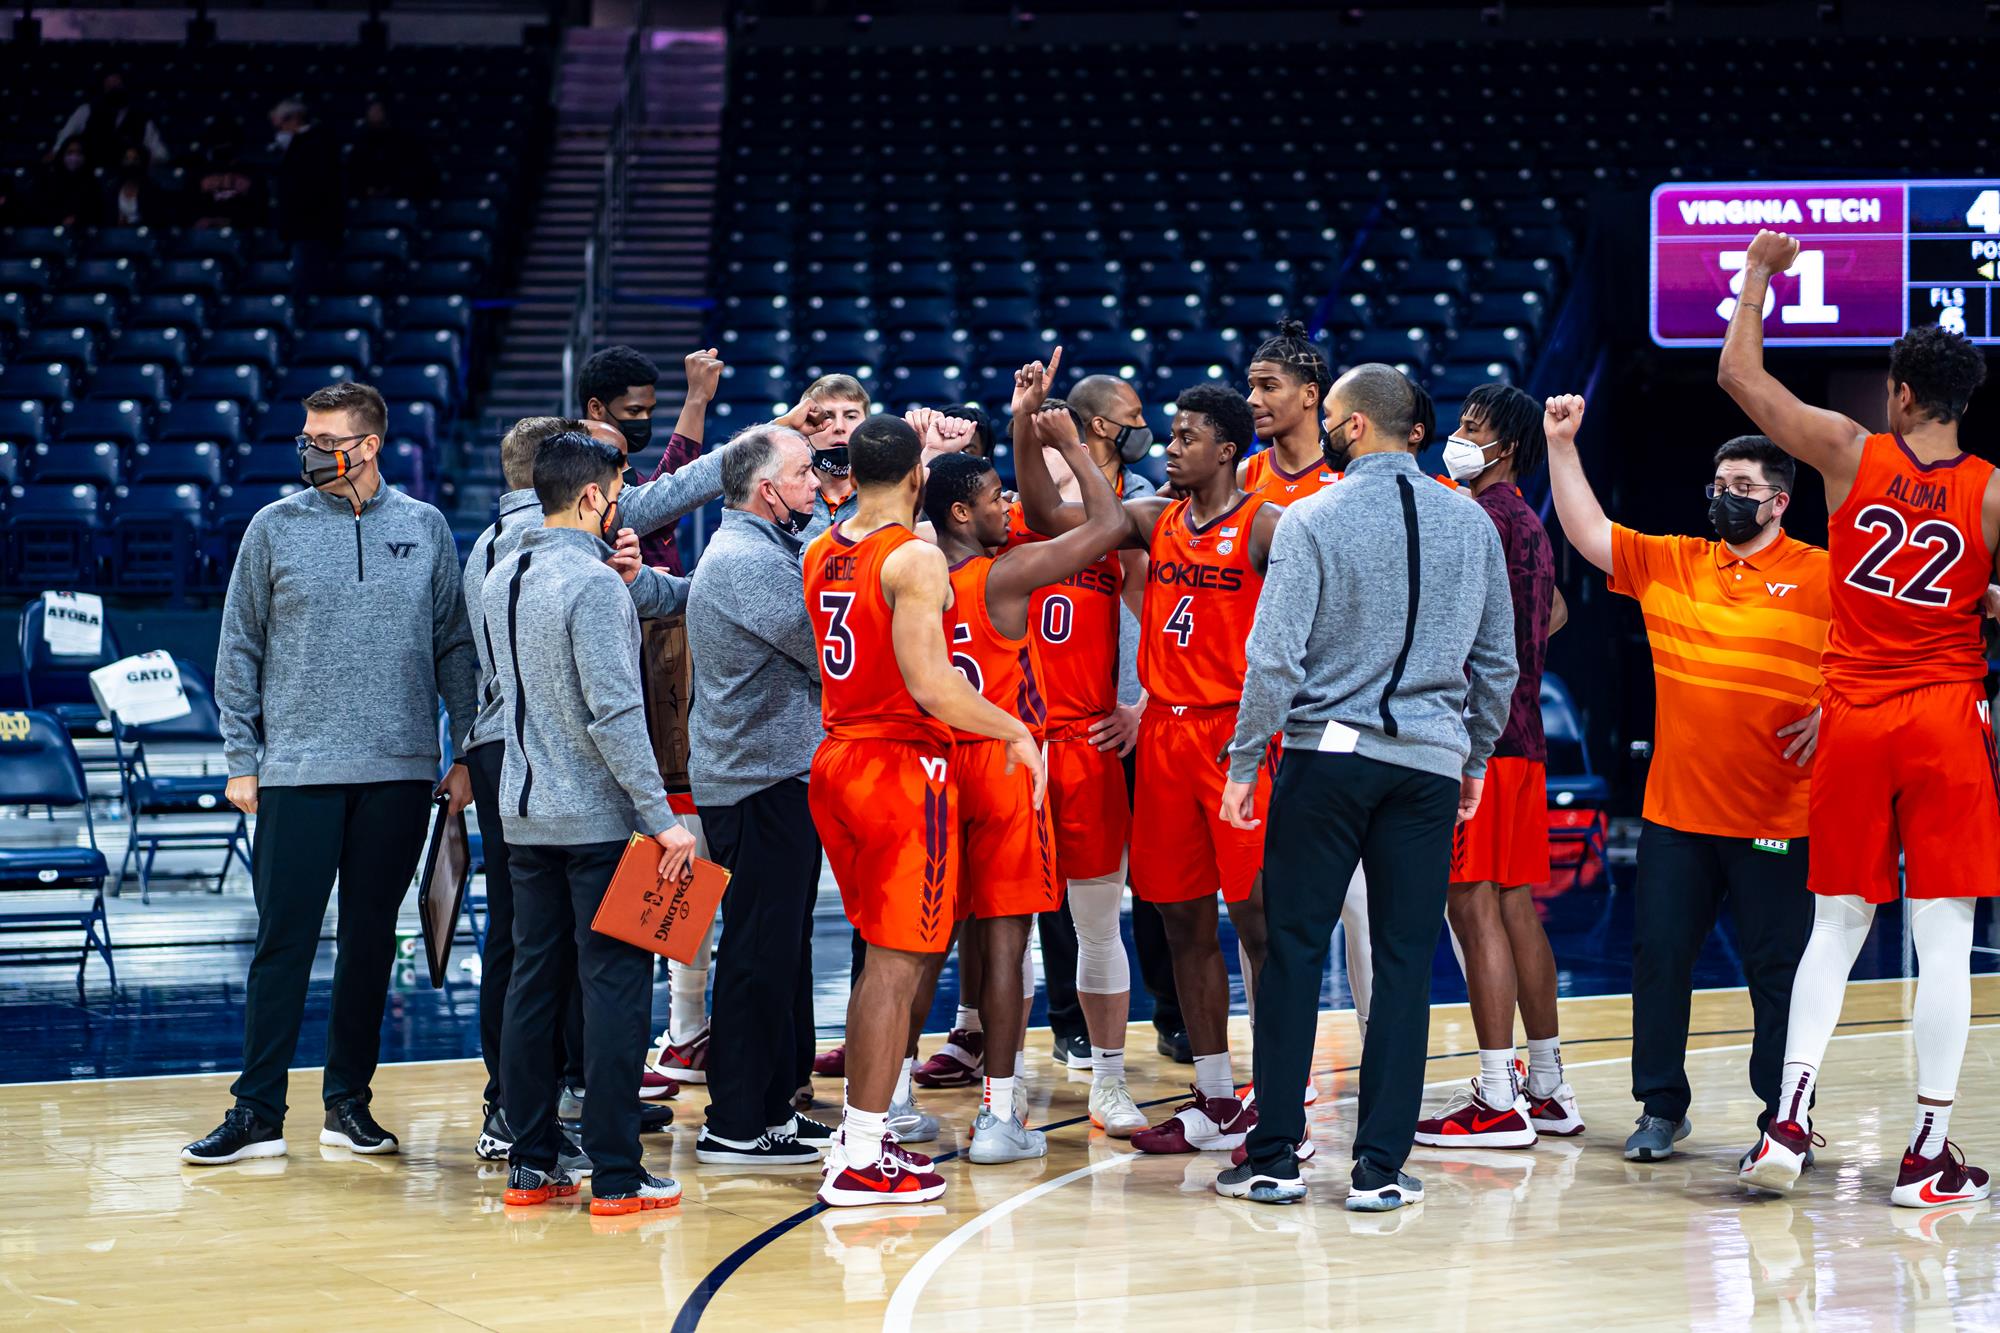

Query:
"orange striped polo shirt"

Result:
[[1609, 526, 1830, 840]]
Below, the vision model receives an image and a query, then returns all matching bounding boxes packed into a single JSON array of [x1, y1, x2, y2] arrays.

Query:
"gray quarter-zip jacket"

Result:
[[216, 483, 479, 786], [462, 488, 689, 752], [685, 508, 823, 807], [1226, 450, 1518, 785], [484, 524, 674, 846]]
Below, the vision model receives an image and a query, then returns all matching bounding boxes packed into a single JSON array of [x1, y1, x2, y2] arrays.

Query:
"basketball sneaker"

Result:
[[968, 1108, 1048, 1164], [181, 1107, 287, 1166], [1739, 1118, 1820, 1194], [783, 1112, 838, 1149], [695, 1126, 822, 1166], [1230, 1136, 1316, 1166], [321, 1095, 399, 1154], [1131, 1089, 1257, 1154], [818, 1131, 949, 1207], [912, 1029, 985, 1088], [1413, 1081, 1536, 1149], [813, 1044, 846, 1078], [476, 1103, 512, 1161], [558, 1084, 585, 1123], [1214, 1157, 1307, 1205], [558, 1131, 592, 1179], [1052, 1032, 1093, 1069], [1089, 1077, 1149, 1138], [502, 1163, 579, 1207], [1346, 1160, 1425, 1213], [639, 1068, 679, 1101], [638, 1102, 674, 1133], [1890, 1141, 1991, 1209], [887, 1092, 939, 1144], [654, 1027, 709, 1084], [1524, 1083, 1585, 1137], [1625, 1114, 1692, 1162], [590, 1172, 682, 1216]]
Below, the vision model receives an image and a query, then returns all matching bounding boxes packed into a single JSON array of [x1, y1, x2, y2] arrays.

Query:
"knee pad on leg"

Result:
[[1069, 875, 1131, 995], [1911, 897, 1976, 1098]]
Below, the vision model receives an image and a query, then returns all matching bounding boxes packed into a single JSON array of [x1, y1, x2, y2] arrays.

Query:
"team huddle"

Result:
[[182, 223, 1998, 1221]]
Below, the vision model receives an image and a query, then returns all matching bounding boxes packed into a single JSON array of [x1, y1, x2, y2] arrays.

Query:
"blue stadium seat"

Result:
[[335, 260, 395, 295], [1485, 258, 1559, 299], [0, 291, 28, 341], [1046, 294, 1123, 335], [277, 365, 359, 402], [44, 292, 124, 340], [88, 227, 159, 263], [238, 260, 294, 296], [352, 198, 420, 230], [0, 400, 46, 447], [0, 441, 18, 486], [158, 399, 244, 448], [1346, 328, 1434, 371], [0, 258, 55, 300], [1380, 292, 1461, 335], [801, 329, 883, 375], [151, 258, 230, 302], [110, 484, 207, 595], [219, 294, 294, 332], [230, 445, 305, 486], [957, 232, 1024, 264], [881, 296, 952, 332], [803, 295, 874, 332], [0, 708, 114, 991], [87, 363, 168, 411], [724, 260, 791, 297], [248, 407, 304, 446], [967, 295, 1039, 335], [1130, 293, 1204, 334], [375, 363, 454, 413], [425, 230, 493, 269], [0, 363, 75, 410], [23, 328, 99, 375], [889, 330, 967, 369], [879, 262, 954, 299], [803, 262, 870, 298], [411, 260, 480, 293], [1215, 291, 1290, 329], [1448, 327, 1531, 375], [344, 228, 413, 264], [431, 198, 500, 231], [5, 228, 75, 263], [7, 486, 104, 590], [128, 292, 207, 334], [309, 295, 385, 335], [181, 363, 265, 408], [1131, 260, 1211, 299], [199, 328, 283, 375], [163, 229, 244, 266], [962, 262, 1036, 300], [63, 258, 141, 300], [33, 441, 121, 487], [59, 399, 143, 449], [882, 364, 969, 410], [378, 441, 427, 491], [388, 400, 439, 450], [1467, 290, 1546, 334], [393, 295, 471, 338], [717, 328, 793, 367], [130, 442, 224, 488], [111, 327, 192, 374], [716, 295, 790, 332], [294, 328, 373, 368]]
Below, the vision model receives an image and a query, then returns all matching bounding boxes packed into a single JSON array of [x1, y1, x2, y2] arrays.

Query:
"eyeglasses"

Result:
[[1704, 481, 1781, 500], [296, 432, 371, 452]]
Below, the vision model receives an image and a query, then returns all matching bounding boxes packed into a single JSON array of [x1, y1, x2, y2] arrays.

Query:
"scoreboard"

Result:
[[1650, 179, 2000, 348]]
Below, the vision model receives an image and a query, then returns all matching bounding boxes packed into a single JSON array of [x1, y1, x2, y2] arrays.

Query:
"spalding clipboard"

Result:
[[415, 794, 472, 988]]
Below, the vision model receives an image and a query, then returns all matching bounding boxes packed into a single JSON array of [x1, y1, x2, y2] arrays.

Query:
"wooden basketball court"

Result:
[[4, 978, 1994, 1330]]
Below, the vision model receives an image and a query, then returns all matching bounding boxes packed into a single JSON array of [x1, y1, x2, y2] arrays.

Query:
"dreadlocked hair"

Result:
[[1251, 319, 1332, 401], [1461, 382, 1547, 479], [1405, 375, 1435, 449]]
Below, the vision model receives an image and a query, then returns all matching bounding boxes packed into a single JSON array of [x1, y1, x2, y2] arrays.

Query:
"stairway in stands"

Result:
[[474, 24, 725, 494]]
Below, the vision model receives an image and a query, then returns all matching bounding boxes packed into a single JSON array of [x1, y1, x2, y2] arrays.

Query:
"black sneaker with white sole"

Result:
[[1052, 1032, 1093, 1069], [476, 1103, 513, 1161], [1215, 1158, 1308, 1204], [639, 1102, 674, 1133], [785, 1113, 837, 1147], [321, 1096, 399, 1155], [1346, 1159, 1424, 1212], [696, 1127, 822, 1166], [182, 1107, 287, 1165]]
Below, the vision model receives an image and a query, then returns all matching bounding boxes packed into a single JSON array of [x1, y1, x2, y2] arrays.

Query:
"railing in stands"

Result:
[[561, 3, 649, 411]]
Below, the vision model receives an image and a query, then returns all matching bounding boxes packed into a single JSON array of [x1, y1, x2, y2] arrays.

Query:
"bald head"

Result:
[[1330, 364, 1416, 446], [1068, 374, 1135, 428], [584, 418, 630, 458]]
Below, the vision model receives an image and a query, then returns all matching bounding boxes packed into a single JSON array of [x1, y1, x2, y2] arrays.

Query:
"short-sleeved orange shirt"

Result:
[[1609, 525, 1831, 840]]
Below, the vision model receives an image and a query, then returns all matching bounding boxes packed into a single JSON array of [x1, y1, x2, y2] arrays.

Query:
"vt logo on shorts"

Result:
[[385, 541, 418, 559], [920, 755, 948, 783], [1765, 582, 1798, 597]]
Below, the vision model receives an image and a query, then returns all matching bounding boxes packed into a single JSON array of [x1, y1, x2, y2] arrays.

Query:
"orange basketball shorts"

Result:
[[1450, 756, 1551, 887], [1129, 706, 1271, 905], [955, 737, 1061, 919], [1808, 680, 2000, 904], [1045, 722, 1132, 882], [809, 736, 959, 952]]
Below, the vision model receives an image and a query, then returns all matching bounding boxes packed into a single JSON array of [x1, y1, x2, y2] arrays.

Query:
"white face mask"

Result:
[[1442, 435, 1497, 483]]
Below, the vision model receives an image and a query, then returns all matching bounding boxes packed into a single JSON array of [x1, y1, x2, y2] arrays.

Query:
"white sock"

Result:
[[1777, 1061, 1817, 1127], [893, 1057, 915, 1107], [1014, 1049, 1026, 1078], [1526, 1036, 1563, 1098], [983, 1075, 1016, 1117], [669, 966, 708, 1044], [1092, 1047, 1126, 1083], [954, 1005, 982, 1034], [1777, 894, 1875, 1127], [1911, 1102, 1953, 1157], [842, 1104, 887, 1165], [1193, 1051, 1233, 1100], [1478, 1048, 1516, 1107]]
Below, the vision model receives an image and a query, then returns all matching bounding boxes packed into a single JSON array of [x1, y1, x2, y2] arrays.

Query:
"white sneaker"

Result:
[[1524, 1082, 1585, 1137], [887, 1094, 939, 1144], [1739, 1118, 1813, 1195], [967, 1109, 1048, 1164], [1089, 1077, 1148, 1138]]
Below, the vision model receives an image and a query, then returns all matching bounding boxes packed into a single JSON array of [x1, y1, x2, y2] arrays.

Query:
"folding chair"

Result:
[[18, 595, 123, 737], [107, 663, 251, 903], [0, 709, 114, 994], [1542, 671, 1615, 890]]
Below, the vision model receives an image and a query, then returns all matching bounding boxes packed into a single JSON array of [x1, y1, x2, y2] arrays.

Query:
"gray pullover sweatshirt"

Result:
[[462, 488, 688, 751], [685, 508, 823, 807], [1226, 450, 1518, 785], [216, 483, 478, 786], [484, 525, 674, 846]]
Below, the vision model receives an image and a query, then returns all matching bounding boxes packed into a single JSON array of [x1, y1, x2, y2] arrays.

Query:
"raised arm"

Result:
[[1717, 229, 1867, 507], [1542, 394, 1612, 575], [670, 347, 723, 453], [990, 407, 1132, 610]]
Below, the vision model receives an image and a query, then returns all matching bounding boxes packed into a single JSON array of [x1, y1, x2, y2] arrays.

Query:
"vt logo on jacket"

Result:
[[385, 541, 418, 559]]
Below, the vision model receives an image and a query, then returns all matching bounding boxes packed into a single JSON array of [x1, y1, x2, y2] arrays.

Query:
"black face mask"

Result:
[[779, 503, 813, 534], [589, 495, 619, 541], [812, 445, 851, 479], [299, 442, 362, 489], [1320, 423, 1350, 473], [1708, 491, 1769, 545], [1114, 421, 1154, 464], [614, 417, 653, 454]]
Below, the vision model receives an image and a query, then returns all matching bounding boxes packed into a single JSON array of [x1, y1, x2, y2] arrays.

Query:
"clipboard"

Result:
[[415, 795, 472, 988], [589, 833, 730, 963]]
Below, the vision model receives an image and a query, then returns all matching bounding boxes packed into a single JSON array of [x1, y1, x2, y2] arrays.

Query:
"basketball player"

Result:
[[1415, 384, 1581, 1148], [800, 372, 872, 542], [922, 409, 1127, 1161], [1723, 229, 1995, 1207], [1017, 361, 1282, 1155], [805, 414, 1046, 1207]]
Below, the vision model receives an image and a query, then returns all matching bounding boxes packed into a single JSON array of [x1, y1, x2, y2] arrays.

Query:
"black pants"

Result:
[[231, 780, 431, 1127], [466, 742, 585, 1106], [702, 781, 821, 1140], [1037, 902, 1086, 1044], [1631, 822, 1813, 1128], [501, 840, 651, 1194], [1122, 749, 1182, 1034], [1247, 752, 1456, 1181]]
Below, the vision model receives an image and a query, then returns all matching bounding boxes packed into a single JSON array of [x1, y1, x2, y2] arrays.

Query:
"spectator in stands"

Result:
[[50, 72, 169, 171], [182, 380, 479, 1169], [270, 98, 345, 305], [190, 141, 265, 231], [37, 138, 105, 226], [581, 345, 718, 575], [351, 99, 433, 201], [109, 166, 172, 228], [798, 373, 871, 540]]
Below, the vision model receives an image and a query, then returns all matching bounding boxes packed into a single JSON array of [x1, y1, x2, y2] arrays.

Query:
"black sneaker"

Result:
[[1215, 1157, 1308, 1204], [696, 1126, 822, 1166], [182, 1107, 287, 1165], [1052, 1032, 1093, 1068], [1346, 1159, 1424, 1212], [476, 1103, 513, 1161], [639, 1101, 674, 1133], [785, 1112, 837, 1147], [1156, 1027, 1194, 1064], [321, 1096, 400, 1155]]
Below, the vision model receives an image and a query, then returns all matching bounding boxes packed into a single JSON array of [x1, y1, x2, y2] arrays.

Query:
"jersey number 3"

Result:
[[1843, 504, 1964, 607], [819, 591, 856, 679], [1163, 594, 1196, 647]]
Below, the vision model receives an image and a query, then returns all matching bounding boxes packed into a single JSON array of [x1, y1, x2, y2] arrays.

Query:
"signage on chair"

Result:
[[88, 652, 191, 728], [40, 591, 105, 657]]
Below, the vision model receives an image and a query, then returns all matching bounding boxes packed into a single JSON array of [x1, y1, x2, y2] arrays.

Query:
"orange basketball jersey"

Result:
[[946, 554, 1047, 741], [1243, 449, 1338, 509], [1004, 502, 1122, 726], [1823, 433, 1996, 707], [1139, 495, 1267, 709], [804, 523, 955, 746]]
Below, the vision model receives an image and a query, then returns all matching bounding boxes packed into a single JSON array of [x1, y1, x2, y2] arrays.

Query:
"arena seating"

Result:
[[0, 40, 551, 597]]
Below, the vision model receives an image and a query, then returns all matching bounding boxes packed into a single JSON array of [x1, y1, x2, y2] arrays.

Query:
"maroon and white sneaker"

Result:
[[654, 1027, 709, 1084], [912, 1029, 985, 1088], [1131, 1090, 1257, 1154], [1413, 1081, 1537, 1149], [1891, 1140, 1991, 1209], [817, 1131, 948, 1207], [812, 1044, 846, 1078], [1524, 1083, 1585, 1137], [1230, 1135, 1316, 1166], [638, 1067, 679, 1101], [1739, 1118, 1819, 1194]]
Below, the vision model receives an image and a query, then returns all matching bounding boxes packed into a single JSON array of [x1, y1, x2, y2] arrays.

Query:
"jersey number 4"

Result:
[[1163, 594, 1196, 647], [819, 591, 856, 679], [1843, 504, 1964, 607]]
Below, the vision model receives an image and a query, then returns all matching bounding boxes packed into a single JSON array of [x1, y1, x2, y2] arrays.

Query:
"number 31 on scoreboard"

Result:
[[1716, 249, 1839, 325]]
